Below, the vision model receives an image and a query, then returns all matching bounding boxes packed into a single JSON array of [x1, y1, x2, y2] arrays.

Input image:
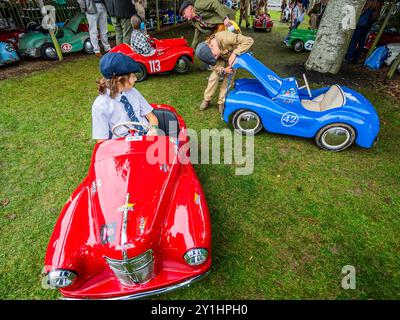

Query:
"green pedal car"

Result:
[[19, 13, 93, 60], [287, 29, 317, 53]]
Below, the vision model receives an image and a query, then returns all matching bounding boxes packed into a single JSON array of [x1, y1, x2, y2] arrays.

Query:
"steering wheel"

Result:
[[111, 121, 151, 138], [302, 73, 312, 98]]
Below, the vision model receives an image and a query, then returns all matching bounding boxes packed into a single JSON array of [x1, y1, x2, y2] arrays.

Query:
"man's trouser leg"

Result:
[[86, 12, 100, 53], [204, 70, 221, 102], [97, 3, 111, 51], [121, 18, 133, 44], [218, 70, 235, 105], [111, 16, 123, 45], [310, 14, 318, 30]]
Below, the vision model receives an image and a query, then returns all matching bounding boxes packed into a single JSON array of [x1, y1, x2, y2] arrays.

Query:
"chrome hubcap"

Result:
[[321, 127, 351, 149], [175, 58, 187, 72], [45, 46, 57, 59], [237, 111, 260, 132], [84, 40, 93, 52], [294, 42, 303, 51]]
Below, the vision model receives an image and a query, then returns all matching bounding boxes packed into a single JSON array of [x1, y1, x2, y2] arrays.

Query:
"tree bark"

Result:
[[305, 0, 367, 74]]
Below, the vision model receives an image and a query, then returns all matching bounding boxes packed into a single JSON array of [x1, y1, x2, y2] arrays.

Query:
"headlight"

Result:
[[184, 248, 208, 266], [47, 269, 77, 288]]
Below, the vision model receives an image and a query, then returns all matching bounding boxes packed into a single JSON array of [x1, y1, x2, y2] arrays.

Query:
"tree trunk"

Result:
[[305, 0, 367, 74]]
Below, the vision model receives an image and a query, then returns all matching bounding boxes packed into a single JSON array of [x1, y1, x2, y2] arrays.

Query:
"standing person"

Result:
[[77, 0, 111, 57], [283, 1, 304, 45], [308, 0, 328, 30], [239, 0, 251, 29], [104, 0, 136, 45], [132, 0, 147, 34], [195, 30, 254, 113], [344, 0, 384, 64], [179, 0, 237, 50], [280, 0, 288, 22]]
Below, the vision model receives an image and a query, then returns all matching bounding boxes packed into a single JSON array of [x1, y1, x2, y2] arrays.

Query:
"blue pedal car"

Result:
[[223, 53, 380, 151], [0, 41, 20, 67]]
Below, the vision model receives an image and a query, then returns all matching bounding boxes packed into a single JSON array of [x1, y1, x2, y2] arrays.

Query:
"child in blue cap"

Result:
[[92, 52, 159, 141]]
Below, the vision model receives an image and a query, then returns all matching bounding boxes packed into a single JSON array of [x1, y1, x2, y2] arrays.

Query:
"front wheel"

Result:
[[232, 109, 263, 136], [315, 123, 355, 152], [292, 40, 304, 53], [83, 38, 94, 54], [174, 56, 190, 74], [135, 63, 148, 82], [41, 43, 58, 61]]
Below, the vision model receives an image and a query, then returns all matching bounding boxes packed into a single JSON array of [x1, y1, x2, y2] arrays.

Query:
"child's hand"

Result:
[[147, 128, 158, 136]]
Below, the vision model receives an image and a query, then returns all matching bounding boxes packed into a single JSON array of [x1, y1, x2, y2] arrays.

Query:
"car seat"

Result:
[[301, 85, 345, 112], [152, 109, 180, 138]]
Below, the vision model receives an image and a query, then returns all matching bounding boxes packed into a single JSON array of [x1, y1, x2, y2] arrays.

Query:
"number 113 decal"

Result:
[[149, 60, 161, 72]]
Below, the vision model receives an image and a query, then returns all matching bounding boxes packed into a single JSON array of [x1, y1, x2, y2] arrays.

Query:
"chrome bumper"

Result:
[[60, 270, 210, 300]]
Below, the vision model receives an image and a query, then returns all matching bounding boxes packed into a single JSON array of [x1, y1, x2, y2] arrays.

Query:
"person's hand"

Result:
[[228, 53, 237, 67], [224, 17, 231, 27], [224, 66, 234, 74], [147, 128, 158, 136]]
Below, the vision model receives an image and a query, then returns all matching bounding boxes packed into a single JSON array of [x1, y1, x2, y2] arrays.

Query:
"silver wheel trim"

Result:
[[321, 127, 351, 150], [175, 58, 187, 72], [236, 111, 260, 133], [294, 41, 303, 51], [45, 46, 57, 59], [135, 68, 145, 80], [84, 40, 93, 52]]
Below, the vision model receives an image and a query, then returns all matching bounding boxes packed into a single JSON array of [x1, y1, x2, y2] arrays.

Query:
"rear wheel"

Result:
[[315, 123, 355, 152], [232, 109, 263, 136], [134, 63, 148, 82], [292, 40, 304, 53], [174, 56, 190, 74], [83, 38, 94, 54], [41, 43, 58, 61]]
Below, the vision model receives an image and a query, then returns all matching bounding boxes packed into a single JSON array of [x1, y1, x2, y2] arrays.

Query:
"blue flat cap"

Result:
[[195, 42, 217, 66], [100, 52, 140, 79]]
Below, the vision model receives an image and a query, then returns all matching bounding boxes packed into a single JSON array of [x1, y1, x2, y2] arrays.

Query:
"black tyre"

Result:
[[83, 38, 94, 54], [292, 39, 304, 53], [315, 123, 356, 152], [232, 109, 263, 136], [134, 63, 148, 82], [41, 43, 58, 61], [174, 56, 190, 74]]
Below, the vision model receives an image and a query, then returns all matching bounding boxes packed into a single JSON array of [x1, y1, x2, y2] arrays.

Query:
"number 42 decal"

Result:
[[149, 60, 161, 72]]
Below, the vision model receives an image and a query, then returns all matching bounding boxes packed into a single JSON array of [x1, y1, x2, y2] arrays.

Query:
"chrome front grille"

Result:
[[105, 249, 154, 286]]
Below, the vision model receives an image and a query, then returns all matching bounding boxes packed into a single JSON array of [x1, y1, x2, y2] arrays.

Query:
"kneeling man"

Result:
[[196, 30, 254, 113]]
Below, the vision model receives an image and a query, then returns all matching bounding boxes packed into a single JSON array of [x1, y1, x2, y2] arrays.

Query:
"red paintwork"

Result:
[[0, 29, 25, 50], [253, 14, 274, 31], [44, 104, 211, 299], [109, 37, 194, 75], [364, 32, 400, 50]]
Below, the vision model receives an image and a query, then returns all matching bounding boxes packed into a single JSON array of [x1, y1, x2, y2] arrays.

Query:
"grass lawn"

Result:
[[0, 12, 399, 300]]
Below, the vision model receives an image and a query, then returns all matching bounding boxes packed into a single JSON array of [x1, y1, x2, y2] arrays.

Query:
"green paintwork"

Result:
[[289, 29, 317, 52], [18, 13, 91, 58]]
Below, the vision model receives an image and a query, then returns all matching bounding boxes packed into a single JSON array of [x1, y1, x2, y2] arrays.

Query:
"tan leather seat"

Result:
[[301, 85, 345, 112]]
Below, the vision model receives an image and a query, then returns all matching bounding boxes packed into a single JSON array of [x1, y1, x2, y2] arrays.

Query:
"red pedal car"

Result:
[[43, 104, 211, 299], [253, 14, 273, 32], [110, 37, 194, 82], [0, 28, 25, 50]]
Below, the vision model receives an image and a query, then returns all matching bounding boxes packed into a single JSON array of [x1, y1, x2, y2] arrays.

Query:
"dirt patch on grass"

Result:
[[282, 62, 400, 100], [0, 53, 88, 81]]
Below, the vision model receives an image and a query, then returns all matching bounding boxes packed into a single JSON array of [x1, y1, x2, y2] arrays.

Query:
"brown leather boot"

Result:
[[95, 52, 103, 58], [200, 100, 210, 111]]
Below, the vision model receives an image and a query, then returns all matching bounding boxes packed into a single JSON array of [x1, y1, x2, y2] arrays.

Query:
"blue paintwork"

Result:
[[0, 42, 19, 67], [223, 53, 380, 148]]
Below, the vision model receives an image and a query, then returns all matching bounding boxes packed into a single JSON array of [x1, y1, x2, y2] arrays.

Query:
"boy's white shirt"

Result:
[[92, 87, 153, 140]]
